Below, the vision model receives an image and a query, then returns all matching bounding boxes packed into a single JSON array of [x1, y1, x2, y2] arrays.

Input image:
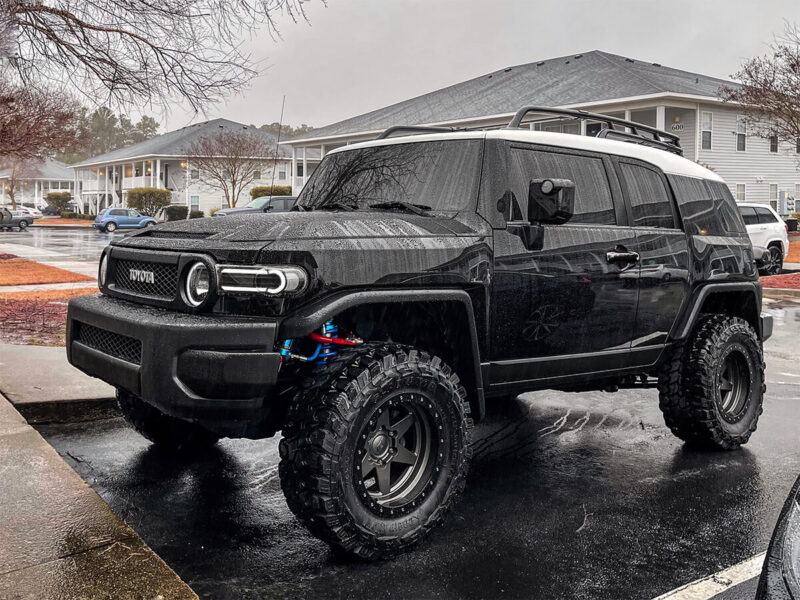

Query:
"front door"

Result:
[[489, 144, 639, 387]]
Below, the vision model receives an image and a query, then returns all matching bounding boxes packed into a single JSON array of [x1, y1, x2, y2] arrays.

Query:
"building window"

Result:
[[736, 184, 746, 202], [736, 118, 746, 151], [796, 139, 800, 154], [770, 135, 778, 153], [190, 195, 199, 211], [252, 170, 261, 180], [297, 164, 304, 177], [796, 183, 800, 199], [701, 112, 712, 150], [190, 169, 199, 180], [278, 168, 286, 181]]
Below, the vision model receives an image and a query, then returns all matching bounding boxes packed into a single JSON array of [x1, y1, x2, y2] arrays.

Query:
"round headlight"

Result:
[[98, 254, 108, 287], [185, 262, 211, 307]]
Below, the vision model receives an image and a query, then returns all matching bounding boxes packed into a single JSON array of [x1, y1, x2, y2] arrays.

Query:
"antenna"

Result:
[[269, 95, 286, 194]]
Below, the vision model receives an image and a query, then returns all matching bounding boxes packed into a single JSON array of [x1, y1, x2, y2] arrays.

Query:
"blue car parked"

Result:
[[93, 208, 157, 233]]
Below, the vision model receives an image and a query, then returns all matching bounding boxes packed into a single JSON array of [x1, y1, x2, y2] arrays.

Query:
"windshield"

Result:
[[296, 139, 483, 212], [245, 197, 271, 209]]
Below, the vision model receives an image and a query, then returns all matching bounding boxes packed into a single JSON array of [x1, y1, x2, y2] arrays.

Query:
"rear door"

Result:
[[739, 206, 766, 247], [754, 206, 783, 245], [614, 159, 690, 353], [489, 143, 639, 385]]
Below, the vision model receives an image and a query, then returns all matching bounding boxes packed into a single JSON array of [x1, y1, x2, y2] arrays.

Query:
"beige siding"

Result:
[[697, 104, 800, 206]]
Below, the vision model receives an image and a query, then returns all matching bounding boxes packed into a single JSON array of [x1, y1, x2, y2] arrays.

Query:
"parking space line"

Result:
[[652, 552, 765, 600]]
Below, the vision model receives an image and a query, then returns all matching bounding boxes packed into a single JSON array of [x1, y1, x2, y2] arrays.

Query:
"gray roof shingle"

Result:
[[288, 50, 737, 142], [73, 118, 290, 167], [0, 158, 73, 181]]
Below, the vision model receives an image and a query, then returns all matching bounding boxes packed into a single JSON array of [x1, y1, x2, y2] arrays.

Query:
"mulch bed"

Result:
[[786, 240, 800, 263], [0, 258, 94, 285], [761, 272, 800, 290], [0, 288, 97, 346], [32, 218, 93, 226]]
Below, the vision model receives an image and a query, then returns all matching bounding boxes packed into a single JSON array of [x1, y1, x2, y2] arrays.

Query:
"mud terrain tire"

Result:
[[657, 315, 765, 450], [279, 343, 472, 559]]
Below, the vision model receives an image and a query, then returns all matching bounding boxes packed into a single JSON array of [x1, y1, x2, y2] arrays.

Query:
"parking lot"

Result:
[[35, 297, 800, 599]]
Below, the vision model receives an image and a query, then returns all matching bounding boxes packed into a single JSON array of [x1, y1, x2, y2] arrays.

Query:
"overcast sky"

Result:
[[162, 0, 800, 132]]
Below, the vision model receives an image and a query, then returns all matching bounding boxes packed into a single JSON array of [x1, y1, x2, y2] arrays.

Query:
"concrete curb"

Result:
[[0, 392, 197, 599], [763, 287, 800, 301], [15, 396, 120, 424]]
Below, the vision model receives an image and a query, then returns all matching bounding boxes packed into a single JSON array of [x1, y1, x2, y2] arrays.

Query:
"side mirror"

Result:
[[263, 205, 274, 212], [528, 178, 575, 224]]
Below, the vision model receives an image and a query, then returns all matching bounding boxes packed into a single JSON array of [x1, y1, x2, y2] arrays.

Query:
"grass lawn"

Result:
[[0, 256, 94, 285]]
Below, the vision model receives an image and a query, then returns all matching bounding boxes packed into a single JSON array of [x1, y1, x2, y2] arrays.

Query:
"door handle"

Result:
[[606, 250, 640, 264]]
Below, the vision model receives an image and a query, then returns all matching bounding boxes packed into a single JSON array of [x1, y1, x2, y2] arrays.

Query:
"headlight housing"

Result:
[[217, 265, 308, 295], [185, 261, 211, 306], [98, 253, 108, 287]]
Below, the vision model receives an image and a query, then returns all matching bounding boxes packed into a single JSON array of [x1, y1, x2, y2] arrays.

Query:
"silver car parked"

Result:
[[0, 207, 31, 231]]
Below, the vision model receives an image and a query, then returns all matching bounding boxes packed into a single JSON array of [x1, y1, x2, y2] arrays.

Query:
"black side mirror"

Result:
[[528, 178, 575, 224], [263, 205, 274, 212]]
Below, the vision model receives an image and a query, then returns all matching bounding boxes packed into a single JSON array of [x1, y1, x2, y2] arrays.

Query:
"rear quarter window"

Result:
[[667, 175, 746, 235]]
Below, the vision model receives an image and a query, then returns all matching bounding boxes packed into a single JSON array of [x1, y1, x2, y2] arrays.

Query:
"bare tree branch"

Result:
[[721, 21, 800, 145], [184, 129, 277, 207], [0, 0, 316, 113]]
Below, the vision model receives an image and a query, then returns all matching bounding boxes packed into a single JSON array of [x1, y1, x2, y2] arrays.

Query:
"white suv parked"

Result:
[[738, 203, 789, 275]]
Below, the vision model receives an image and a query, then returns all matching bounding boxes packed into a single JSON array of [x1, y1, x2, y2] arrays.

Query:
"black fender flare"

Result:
[[279, 289, 486, 420], [670, 281, 764, 340]]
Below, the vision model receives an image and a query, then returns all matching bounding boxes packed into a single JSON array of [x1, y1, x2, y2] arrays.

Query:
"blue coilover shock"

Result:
[[315, 320, 338, 364]]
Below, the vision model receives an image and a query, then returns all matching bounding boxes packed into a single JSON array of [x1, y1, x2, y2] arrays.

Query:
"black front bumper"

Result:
[[67, 294, 282, 434]]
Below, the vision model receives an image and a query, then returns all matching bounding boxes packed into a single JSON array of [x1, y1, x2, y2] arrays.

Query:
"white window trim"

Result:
[[769, 183, 778, 202], [735, 183, 746, 202], [769, 135, 779, 153], [701, 111, 713, 151]]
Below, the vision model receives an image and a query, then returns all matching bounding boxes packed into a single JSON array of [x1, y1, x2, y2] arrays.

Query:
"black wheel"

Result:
[[117, 389, 219, 449], [657, 315, 765, 450], [105, 221, 117, 232], [759, 245, 783, 276], [145, 221, 155, 227], [279, 343, 472, 559], [18, 220, 28, 230]]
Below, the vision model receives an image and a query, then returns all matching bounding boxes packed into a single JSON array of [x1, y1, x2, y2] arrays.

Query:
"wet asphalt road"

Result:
[[37, 299, 800, 600], [0, 227, 119, 262]]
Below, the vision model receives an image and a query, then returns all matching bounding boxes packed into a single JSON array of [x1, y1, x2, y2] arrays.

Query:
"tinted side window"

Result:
[[755, 207, 779, 224], [668, 175, 745, 235], [739, 207, 759, 226], [619, 162, 675, 228], [708, 181, 747, 234], [111, 209, 126, 216], [508, 147, 616, 225]]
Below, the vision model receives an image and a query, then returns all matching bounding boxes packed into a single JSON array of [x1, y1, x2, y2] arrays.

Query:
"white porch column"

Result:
[[104, 166, 109, 207], [291, 146, 297, 193], [624, 109, 632, 133], [302, 147, 308, 188], [694, 104, 701, 162], [156, 159, 161, 188], [656, 105, 666, 131], [96, 169, 101, 211], [185, 160, 190, 206], [580, 120, 587, 136], [149, 161, 154, 187]]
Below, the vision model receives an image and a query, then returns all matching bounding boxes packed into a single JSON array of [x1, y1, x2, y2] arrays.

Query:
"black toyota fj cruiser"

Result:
[[66, 107, 772, 559]]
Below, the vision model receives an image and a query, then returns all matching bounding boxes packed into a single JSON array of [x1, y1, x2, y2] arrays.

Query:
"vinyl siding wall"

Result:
[[696, 104, 800, 207]]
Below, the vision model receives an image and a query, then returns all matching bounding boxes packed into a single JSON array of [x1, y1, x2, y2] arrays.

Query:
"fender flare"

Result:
[[671, 281, 763, 340], [279, 289, 486, 419]]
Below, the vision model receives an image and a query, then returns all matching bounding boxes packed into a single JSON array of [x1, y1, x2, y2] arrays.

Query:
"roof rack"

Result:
[[376, 125, 457, 139], [506, 106, 683, 156]]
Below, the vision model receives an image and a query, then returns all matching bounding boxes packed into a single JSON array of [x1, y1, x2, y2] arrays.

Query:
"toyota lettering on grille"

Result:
[[129, 269, 155, 284]]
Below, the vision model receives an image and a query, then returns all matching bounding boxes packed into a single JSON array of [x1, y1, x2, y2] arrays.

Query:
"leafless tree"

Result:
[[0, 81, 87, 164], [3, 159, 42, 209], [721, 22, 800, 146], [184, 129, 276, 208], [1, 0, 313, 113]]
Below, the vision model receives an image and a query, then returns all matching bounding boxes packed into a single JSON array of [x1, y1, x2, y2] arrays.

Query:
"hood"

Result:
[[117, 210, 480, 249]]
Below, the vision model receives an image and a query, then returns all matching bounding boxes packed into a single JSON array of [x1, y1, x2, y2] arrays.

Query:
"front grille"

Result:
[[76, 323, 142, 365], [114, 259, 178, 298]]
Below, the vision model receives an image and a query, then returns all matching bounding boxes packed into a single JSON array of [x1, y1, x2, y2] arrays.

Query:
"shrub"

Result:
[[59, 211, 94, 220], [209, 207, 223, 216], [164, 205, 188, 221], [250, 185, 292, 200], [45, 191, 72, 213], [126, 187, 172, 217], [189, 210, 205, 219]]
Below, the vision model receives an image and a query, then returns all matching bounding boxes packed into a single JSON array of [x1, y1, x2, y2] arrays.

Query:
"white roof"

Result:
[[329, 130, 724, 182]]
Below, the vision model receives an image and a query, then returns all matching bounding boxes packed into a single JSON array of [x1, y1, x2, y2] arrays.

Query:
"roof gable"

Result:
[[72, 118, 289, 167]]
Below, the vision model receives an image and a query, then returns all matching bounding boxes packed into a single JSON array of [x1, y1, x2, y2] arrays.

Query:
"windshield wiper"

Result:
[[368, 201, 433, 216], [313, 201, 358, 212]]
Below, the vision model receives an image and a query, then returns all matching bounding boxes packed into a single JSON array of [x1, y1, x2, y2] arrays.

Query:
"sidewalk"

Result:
[[0, 344, 116, 422], [0, 392, 197, 599]]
